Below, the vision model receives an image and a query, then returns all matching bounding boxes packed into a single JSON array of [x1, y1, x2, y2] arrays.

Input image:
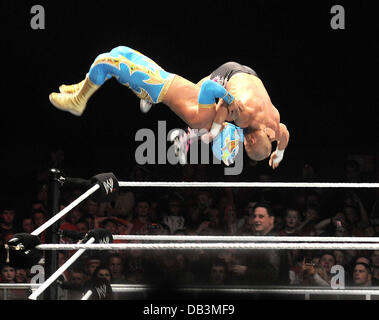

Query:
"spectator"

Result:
[[32, 210, 46, 229], [93, 265, 112, 282], [85, 256, 102, 278], [187, 191, 213, 228], [301, 252, 336, 286], [182, 244, 209, 285], [95, 215, 134, 236], [227, 253, 252, 285], [162, 196, 186, 235], [60, 268, 87, 300], [296, 205, 320, 236], [124, 248, 145, 284], [333, 250, 347, 268], [36, 184, 48, 209], [75, 219, 89, 233], [69, 269, 87, 299], [31, 202, 47, 215], [0, 208, 18, 243], [352, 262, 372, 287], [98, 202, 114, 218], [370, 251, 379, 285], [244, 201, 258, 218], [83, 199, 99, 218], [115, 217, 134, 236], [252, 202, 274, 236], [174, 253, 196, 285], [207, 258, 228, 285], [15, 268, 30, 283], [229, 202, 289, 285], [343, 159, 362, 182], [273, 214, 284, 233], [279, 208, 304, 267], [131, 199, 151, 234], [355, 256, 371, 266], [279, 208, 302, 236], [342, 206, 367, 237], [195, 208, 223, 236], [223, 205, 244, 236], [108, 253, 127, 284], [363, 224, 376, 237], [101, 218, 118, 235], [83, 214, 95, 230], [0, 263, 21, 300], [237, 215, 255, 235], [314, 211, 346, 236], [113, 191, 135, 220], [0, 264, 16, 283], [30, 210, 46, 243], [84, 264, 113, 300], [21, 218, 35, 234], [60, 207, 83, 232]]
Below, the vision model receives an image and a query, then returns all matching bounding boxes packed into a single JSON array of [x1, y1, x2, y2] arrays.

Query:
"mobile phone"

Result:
[[304, 257, 313, 264]]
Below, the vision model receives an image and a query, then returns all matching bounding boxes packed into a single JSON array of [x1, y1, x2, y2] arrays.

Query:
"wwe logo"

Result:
[[102, 178, 114, 194], [95, 284, 107, 299], [99, 237, 110, 244]]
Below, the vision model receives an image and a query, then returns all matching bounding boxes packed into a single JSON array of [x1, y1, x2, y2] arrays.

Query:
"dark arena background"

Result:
[[0, 0, 379, 312]]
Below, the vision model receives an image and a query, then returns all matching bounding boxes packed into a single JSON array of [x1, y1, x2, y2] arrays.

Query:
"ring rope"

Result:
[[1, 283, 378, 299], [31, 184, 100, 236], [118, 181, 379, 188], [36, 242, 379, 251], [81, 290, 93, 300], [28, 237, 95, 300], [109, 284, 379, 297], [112, 235, 379, 243]]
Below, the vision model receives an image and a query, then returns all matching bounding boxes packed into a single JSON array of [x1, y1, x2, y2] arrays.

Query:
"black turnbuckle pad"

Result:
[[83, 228, 113, 244], [2, 233, 43, 268], [90, 172, 119, 203]]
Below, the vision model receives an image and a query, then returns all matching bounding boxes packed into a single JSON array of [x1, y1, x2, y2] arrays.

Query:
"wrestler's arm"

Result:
[[277, 123, 290, 150], [200, 100, 229, 143], [269, 123, 290, 169]]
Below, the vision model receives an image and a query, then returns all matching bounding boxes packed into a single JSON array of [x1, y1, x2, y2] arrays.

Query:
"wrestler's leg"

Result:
[[49, 46, 174, 116]]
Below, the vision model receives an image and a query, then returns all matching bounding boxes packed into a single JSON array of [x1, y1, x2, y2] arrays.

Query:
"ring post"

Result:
[[44, 168, 61, 300]]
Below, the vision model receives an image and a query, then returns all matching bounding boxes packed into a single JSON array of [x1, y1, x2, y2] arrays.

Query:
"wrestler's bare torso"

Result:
[[221, 73, 281, 141]]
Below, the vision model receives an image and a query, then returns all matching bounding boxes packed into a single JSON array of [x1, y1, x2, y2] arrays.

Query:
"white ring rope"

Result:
[[36, 242, 379, 251], [110, 284, 379, 297], [31, 184, 100, 236], [28, 237, 95, 300], [113, 235, 379, 243], [119, 181, 379, 188], [0, 283, 40, 289], [2, 283, 378, 299], [81, 290, 93, 300]]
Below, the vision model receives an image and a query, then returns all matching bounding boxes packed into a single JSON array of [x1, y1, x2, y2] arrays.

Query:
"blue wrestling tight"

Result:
[[198, 79, 234, 108], [88, 46, 174, 103]]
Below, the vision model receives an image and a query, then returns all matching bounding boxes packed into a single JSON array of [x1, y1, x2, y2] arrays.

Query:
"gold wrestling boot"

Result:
[[59, 76, 86, 94], [49, 75, 99, 116]]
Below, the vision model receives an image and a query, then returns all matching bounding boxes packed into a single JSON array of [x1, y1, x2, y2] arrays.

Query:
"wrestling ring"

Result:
[[2, 170, 379, 300]]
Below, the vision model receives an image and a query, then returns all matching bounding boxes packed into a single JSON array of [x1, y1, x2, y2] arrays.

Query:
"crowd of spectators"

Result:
[[0, 155, 378, 299]]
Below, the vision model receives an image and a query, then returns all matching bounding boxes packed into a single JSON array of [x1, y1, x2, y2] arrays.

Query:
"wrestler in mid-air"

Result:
[[49, 46, 289, 168]]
